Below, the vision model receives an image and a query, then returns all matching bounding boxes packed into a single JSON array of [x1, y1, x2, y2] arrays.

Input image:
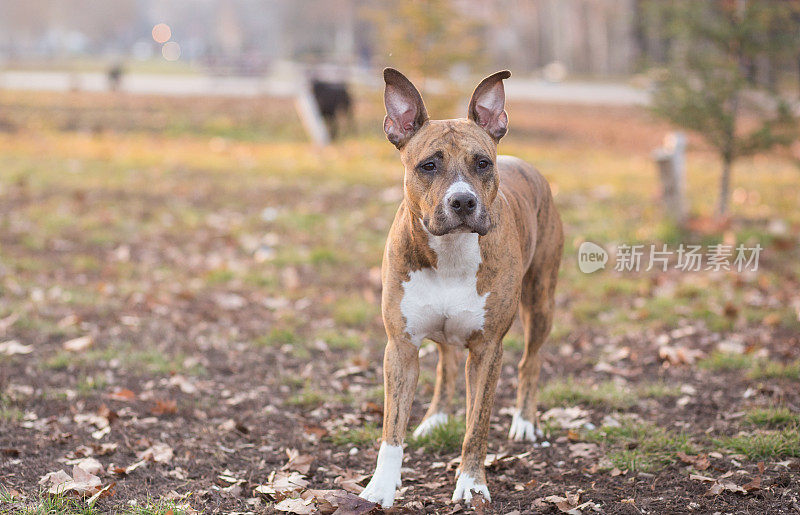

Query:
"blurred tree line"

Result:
[[646, 0, 800, 217]]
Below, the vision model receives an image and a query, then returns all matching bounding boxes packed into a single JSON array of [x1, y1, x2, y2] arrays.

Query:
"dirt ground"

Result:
[[0, 91, 798, 514]]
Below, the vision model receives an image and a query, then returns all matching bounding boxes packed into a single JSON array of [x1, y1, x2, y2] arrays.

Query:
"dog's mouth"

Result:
[[423, 218, 490, 237]]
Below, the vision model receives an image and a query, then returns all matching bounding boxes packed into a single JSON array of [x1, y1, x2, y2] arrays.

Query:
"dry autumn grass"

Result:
[[0, 90, 798, 513]]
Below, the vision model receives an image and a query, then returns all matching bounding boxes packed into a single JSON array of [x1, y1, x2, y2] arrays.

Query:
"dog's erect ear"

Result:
[[468, 70, 511, 141], [383, 68, 429, 149]]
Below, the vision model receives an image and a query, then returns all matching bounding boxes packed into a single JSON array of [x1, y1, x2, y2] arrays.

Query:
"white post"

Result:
[[653, 131, 688, 226], [295, 84, 330, 147]]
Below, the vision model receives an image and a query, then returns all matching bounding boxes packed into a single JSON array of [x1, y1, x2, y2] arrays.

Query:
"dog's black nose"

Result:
[[449, 192, 477, 215]]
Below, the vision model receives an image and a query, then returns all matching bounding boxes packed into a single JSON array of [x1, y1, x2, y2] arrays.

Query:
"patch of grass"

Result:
[[287, 383, 325, 409], [205, 268, 235, 285], [539, 378, 634, 409], [408, 417, 465, 454], [126, 500, 194, 515], [126, 349, 205, 376], [697, 351, 754, 371], [0, 486, 17, 503], [280, 212, 326, 232], [633, 296, 687, 327], [76, 374, 109, 396], [714, 429, 800, 459], [637, 382, 681, 399], [309, 246, 346, 265], [698, 352, 800, 380], [14, 494, 102, 514], [0, 396, 23, 423], [750, 360, 800, 380], [42, 345, 204, 376], [330, 422, 382, 447], [745, 407, 800, 428], [241, 270, 279, 289], [255, 327, 299, 347], [332, 296, 376, 327], [318, 330, 361, 351], [3, 492, 192, 515], [364, 385, 384, 403], [43, 351, 75, 371], [586, 419, 695, 472]]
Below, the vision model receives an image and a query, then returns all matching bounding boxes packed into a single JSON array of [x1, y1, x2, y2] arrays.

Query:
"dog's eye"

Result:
[[477, 159, 490, 170], [421, 162, 436, 172]]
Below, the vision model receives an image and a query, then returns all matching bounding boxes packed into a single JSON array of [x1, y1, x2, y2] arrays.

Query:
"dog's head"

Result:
[[383, 68, 510, 236]]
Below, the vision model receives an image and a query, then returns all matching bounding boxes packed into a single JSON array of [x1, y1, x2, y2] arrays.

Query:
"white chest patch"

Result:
[[400, 231, 488, 347]]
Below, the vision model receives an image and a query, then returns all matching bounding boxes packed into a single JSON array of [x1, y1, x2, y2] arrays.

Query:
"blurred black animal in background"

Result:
[[311, 79, 354, 139], [107, 63, 124, 92]]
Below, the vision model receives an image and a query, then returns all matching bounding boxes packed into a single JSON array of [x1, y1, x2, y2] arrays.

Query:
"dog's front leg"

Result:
[[360, 337, 419, 508], [453, 339, 502, 504]]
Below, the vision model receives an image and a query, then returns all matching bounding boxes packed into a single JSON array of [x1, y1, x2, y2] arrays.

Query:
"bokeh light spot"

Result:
[[161, 41, 181, 61], [152, 23, 172, 44]]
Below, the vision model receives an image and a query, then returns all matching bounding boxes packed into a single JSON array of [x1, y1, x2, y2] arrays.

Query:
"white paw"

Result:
[[451, 472, 490, 504], [412, 412, 448, 438], [508, 410, 546, 443], [359, 442, 402, 508]]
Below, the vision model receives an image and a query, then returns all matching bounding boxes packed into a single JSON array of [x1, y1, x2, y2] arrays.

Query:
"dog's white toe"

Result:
[[360, 476, 399, 509], [508, 410, 545, 443], [451, 472, 490, 504], [412, 412, 448, 438], [359, 442, 402, 508]]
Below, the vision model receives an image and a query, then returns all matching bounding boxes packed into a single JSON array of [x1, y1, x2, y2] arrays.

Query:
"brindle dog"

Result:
[[360, 69, 563, 508]]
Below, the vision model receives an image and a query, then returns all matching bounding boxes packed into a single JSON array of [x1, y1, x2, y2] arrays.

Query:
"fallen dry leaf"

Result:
[[39, 465, 109, 498], [39, 470, 72, 492], [542, 407, 590, 429], [151, 399, 178, 415], [707, 480, 746, 495], [658, 345, 704, 366], [254, 484, 277, 497], [86, 482, 115, 505], [108, 459, 147, 475], [312, 490, 376, 515], [0, 340, 33, 355], [137, 443, 173, 464], [742, 475, 761, 492], [677, 452, 710, 471], [65, 457, 104, 475], [274, 496, 314, 514], [283, 449, 314, 475], [692, 473, 749, 496], [569, 443, 598, 459], [63, 335, 93, 352], [333, 470, 369, 494], [96, 443, 119, 456], [168, 375, 198, 394], [0, 312, 20, 333], [271, 471, 309, 496], [107, 389, 137, 401]]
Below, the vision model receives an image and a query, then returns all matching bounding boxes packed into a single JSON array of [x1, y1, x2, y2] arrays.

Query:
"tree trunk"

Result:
[[717, 158, 732, 217]]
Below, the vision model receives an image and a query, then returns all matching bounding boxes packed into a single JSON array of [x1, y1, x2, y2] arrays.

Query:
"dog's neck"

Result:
[[399, 201, 483, 272]]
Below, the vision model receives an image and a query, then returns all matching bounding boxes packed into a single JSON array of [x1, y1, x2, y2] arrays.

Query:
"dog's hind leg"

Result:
[[413, 342, 458, 437], [509, 227, 562, 443]]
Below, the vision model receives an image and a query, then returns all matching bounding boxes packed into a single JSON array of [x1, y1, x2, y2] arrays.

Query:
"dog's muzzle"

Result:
[[425, 191, 490, 236], [447, 191, 478, 217]]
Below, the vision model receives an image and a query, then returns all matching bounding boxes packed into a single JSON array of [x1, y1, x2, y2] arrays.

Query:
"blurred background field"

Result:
[[0, 1, 799, 513]]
